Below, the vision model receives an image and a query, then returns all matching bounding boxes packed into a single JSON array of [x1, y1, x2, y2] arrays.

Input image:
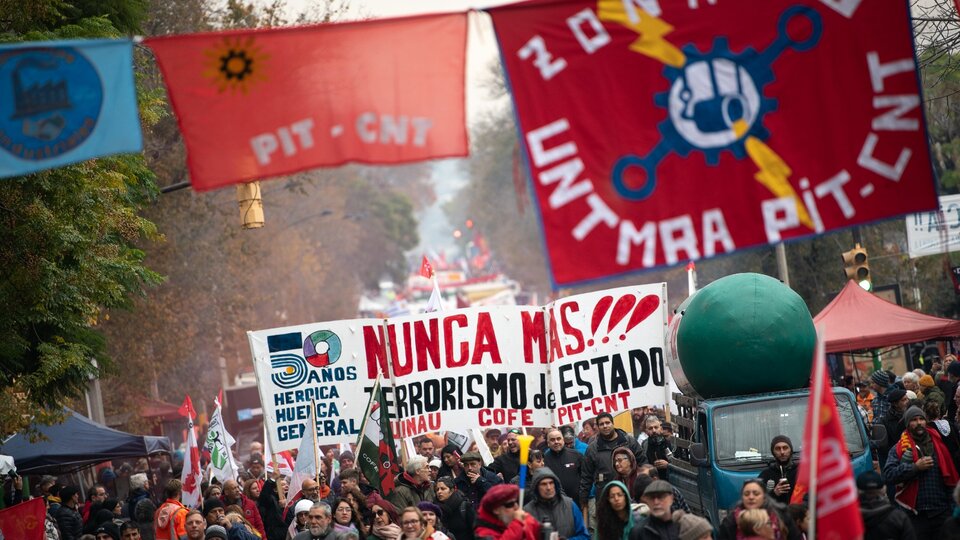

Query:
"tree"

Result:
[[0, 2, 163, 436]]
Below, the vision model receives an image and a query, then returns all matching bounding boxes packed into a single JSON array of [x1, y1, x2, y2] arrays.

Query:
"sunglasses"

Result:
[[502, 500, 519, 509], [375, 509, 386, 516], [508, 429, 521, 435]]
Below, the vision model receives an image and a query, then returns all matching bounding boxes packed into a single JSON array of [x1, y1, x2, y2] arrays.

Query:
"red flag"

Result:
[[790, 330, 863, 539], [181, 407, 202, 508], [419, 255, 434, 278], [145, 14, 467, 191], [0, 498, 45, 539], [488, 1, 935, 286], [178, 394, 196, 419]]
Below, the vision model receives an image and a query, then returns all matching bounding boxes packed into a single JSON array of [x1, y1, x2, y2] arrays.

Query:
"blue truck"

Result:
[[667, 387, 883, 527]]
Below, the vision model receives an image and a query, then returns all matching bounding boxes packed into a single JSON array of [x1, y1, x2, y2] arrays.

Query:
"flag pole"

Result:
[[808, 329, 825, 540], [381, 319, 408, 468], [311, 398, 320, 487]]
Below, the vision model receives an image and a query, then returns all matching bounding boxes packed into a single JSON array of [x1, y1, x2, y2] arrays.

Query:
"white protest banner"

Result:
[[905, 193, 960, 258], [249, 284, 668, 450], [249, 318, 378, 452], [360, 306, 554, 437], [547, 284, 668, 426]]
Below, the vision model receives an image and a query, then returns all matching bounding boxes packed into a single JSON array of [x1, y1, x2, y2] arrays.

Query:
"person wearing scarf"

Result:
[[368, 497, 401, 540], [610, 448, 641, 502], [435, 477, 475, 540], [883, 405, 960, 537]]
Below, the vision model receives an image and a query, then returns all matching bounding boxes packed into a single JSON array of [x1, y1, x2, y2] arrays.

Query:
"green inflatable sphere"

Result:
[[675, 273, 815, 398]]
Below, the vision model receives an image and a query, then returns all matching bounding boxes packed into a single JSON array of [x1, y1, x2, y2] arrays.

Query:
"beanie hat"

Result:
[[904, 405, 926, 423], [95, 522, 120, 540], [202, 497, 225, 518], [205, 525, 229, 540], [870, 370, 890, 386], [770, 435, 793, 454], [417, 501, 443, 519], [480, 484, 520, 514], [677, 513, 714, 540], [905, 390, 917, 401], [948, 361, 960, 378], [856, 470, 884, 491], [920, 374, 935, 388], [60, 485, 80, 503], [295, 499, 314, 515], [887, 388, 907, 403]]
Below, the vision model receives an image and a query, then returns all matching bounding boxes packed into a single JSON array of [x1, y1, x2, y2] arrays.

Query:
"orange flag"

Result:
[[145, 14, 467, 191]]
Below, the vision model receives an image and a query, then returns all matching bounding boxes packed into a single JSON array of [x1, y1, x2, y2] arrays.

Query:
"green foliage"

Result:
[[0, 0, 161, 436]]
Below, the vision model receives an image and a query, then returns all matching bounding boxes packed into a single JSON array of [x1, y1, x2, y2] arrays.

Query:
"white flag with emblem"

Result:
[[205, 398, 239, 483]]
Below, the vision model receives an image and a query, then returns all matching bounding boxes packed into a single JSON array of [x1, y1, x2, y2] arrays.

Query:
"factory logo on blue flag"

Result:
[[0, 39, 142, 178]]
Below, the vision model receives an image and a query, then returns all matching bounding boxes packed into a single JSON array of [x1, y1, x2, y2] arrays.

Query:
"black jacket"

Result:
[[578, 428, 645, 505], [257, 479, 287, 540], [437, 490, 476, 540], [55, 504, 83, 540], [860, 496, 915, 540], [454, 466, 501, 509], [543, 446, 583, 502], [490, 451, 520, 482], [756, 459, 799, 506]]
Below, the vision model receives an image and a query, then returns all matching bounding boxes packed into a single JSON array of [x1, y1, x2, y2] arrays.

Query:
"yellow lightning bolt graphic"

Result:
[[598, 0, 685, 67], [745, 136, 813, 230]]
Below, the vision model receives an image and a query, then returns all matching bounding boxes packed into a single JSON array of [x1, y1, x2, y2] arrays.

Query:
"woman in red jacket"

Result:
[[473, 485, 540, 540]]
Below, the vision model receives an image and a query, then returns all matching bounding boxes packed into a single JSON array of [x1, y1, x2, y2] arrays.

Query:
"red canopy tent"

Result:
[[813, 280, 960, 353]]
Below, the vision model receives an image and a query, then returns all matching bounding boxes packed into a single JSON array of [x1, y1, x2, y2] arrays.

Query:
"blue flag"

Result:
[[0, 39, 142, 178]]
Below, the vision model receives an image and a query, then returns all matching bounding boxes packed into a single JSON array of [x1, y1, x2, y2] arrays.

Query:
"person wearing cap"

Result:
[[674, 513, 712, 540], [542, 428, 584, 504], [455, 451, 501, 510], [387, 456, 436, 511], [95, 521, 121, 540], [919, 373, 947, 415], [56, 485, 84, 540], [578, 412, 645, 530], [870, 370, 896, 430], [428, 459, 442, 483], [203, 498, 227, 527], [474, 484, 540, 540], [247, 454, 266, 482], [757, 435, 797, 506], [204, 524, 229, 540], [883, 405, 959, 536], [856, 470, 914, 539], [287, 498, 315, 537], [633, 480, 683, 539], [523, 467, 588, 540]]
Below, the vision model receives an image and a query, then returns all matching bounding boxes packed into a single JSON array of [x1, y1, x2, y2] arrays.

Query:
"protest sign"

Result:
[[250, 285, 668, 452], [488, 0, 936, 286]]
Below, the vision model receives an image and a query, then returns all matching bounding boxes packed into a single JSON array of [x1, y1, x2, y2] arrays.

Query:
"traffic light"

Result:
[[842, 243, 871, 290]]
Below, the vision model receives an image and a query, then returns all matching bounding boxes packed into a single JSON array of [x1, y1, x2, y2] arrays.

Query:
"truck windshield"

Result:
[[712, 392, 866, 467]]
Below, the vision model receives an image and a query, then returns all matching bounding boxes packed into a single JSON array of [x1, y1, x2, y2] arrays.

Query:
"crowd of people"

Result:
[[17, 357, 960, 540]]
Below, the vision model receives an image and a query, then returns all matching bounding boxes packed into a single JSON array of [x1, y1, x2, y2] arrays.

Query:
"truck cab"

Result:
[[668, 387, 880, 527]]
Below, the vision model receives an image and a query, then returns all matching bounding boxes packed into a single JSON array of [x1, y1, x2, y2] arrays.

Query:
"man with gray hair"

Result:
[[292, 502, 336, 540], [386, 456, 435, 510]]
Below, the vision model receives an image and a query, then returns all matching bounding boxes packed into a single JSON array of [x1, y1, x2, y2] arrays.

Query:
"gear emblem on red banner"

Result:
[[611, 5, 822, 202]]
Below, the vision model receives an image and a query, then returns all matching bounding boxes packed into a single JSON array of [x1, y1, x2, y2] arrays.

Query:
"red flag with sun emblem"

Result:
[[145, 13, 467, 191], [0, 497, 46, 539]]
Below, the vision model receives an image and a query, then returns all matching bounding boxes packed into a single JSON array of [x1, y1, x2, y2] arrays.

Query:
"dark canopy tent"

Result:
[[0, 408, 172, 474], [813, 280, 960, 353]]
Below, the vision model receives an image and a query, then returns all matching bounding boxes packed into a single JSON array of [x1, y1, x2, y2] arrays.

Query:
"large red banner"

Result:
[[489, 0, 936, 286], [147, 14, 467, 191]]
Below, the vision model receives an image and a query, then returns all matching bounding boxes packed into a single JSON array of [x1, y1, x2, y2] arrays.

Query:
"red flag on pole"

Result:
[[180, 396, 202, 508], [0, 498, 45, 540], [178, 395, 197, 419], [419, 255, 434, 278], [790, 328, 863, 539], [145, 14, 468, 191]]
